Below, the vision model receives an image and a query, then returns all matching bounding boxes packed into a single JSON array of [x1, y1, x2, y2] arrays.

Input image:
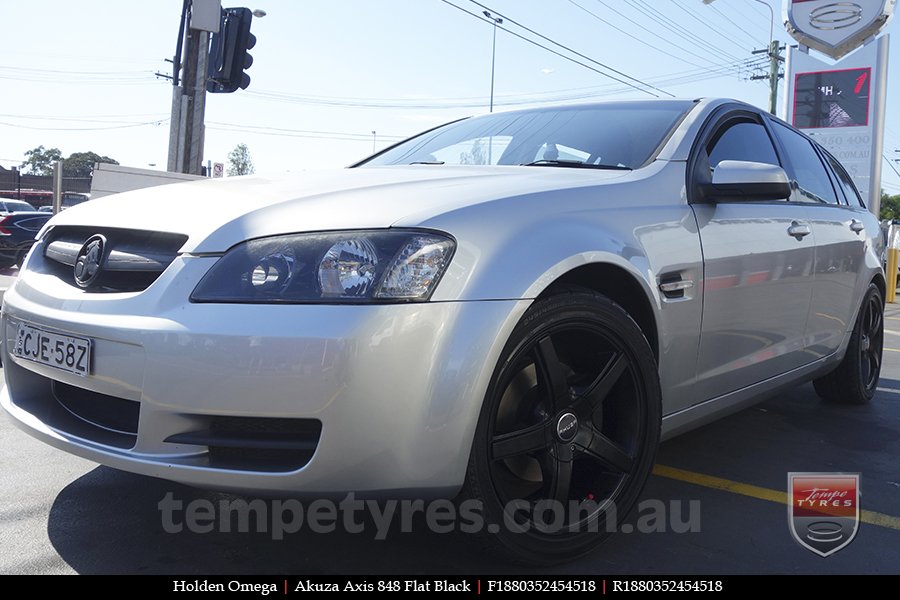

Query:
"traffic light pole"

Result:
[[167, 0, 217, 175]]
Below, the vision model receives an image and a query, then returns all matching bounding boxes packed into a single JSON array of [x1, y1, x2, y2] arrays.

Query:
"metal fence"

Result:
[[0, 170, 91, 195]]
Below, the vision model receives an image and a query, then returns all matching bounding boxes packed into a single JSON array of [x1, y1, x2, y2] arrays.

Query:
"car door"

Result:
[[689, 109, 816, 402], [769, 119, 871, 358]]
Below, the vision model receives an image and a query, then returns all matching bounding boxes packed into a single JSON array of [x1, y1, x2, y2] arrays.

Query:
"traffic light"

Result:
[[207, 7, 255, 94]]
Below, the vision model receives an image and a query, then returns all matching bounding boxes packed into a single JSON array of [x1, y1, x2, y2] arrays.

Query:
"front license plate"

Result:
[[13, 324, 92, 376]]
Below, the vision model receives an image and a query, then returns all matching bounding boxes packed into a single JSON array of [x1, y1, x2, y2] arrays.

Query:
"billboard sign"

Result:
[[784, 35, 889, 211], [786, 0, 894, 59]]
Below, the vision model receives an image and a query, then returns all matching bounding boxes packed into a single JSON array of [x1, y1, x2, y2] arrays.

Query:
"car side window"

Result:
[[771, 122, 839, 205], [827, 155, 865, 207], [707, 121, 780, 169]]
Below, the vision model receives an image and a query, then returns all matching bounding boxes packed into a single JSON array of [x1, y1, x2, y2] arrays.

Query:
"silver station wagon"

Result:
[[1, 98, 884, 563]]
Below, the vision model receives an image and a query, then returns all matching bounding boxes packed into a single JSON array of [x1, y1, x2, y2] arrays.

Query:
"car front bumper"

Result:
[[1, 252, 529, 497]]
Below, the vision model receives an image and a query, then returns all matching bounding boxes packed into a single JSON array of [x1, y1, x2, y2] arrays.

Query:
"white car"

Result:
[[1, 98, 884, 563]]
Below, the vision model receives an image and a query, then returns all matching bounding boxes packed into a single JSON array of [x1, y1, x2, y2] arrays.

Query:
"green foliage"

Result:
[[19, 147, 118, 178], [20, 146, 63, 176], [881, 191, 900, 221], [63, 151, 119, 179], [227, 143, 255, 176]]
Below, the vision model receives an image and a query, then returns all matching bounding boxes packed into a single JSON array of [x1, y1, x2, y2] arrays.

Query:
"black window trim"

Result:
[[763, 114, 846, 207], [686, 104, 787, 205]]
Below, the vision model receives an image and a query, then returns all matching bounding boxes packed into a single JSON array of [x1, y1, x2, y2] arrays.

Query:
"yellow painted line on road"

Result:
[[653, 464, 900, 532], [886, 317, 900, 321], [884, 348, 900, 353]]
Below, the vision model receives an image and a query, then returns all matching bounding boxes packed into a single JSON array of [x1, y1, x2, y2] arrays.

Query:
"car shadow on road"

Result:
[[46, 467, 520, 575]]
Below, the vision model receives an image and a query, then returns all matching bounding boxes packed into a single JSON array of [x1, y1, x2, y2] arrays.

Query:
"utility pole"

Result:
[[167, 0, 220, 174], [751, 42, 785, 115]]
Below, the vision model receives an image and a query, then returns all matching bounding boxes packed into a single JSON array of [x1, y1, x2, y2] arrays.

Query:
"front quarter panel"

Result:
[[410, 159, 704, 414]]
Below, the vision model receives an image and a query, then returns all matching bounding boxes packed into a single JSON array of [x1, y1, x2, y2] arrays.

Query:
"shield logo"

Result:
[[786, 0, 895, 59], [788, 473, 860, 557]]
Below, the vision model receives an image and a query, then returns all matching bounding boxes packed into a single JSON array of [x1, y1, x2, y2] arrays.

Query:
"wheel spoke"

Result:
[[575, 352, 627, 415], [581, 426, 634, 473], [492, 422, 548, 460], [545, 447, 573, 504], [869, 303, 882, 337], [534, 336, 569, 408]]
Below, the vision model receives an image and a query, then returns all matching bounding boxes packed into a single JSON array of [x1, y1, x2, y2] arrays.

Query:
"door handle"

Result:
[[850, 219, 865, 234], [787, 221, 811, 240]]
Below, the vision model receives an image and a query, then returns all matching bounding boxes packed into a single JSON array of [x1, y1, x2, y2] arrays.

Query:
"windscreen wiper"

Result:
[[520, 160, 632, 170]]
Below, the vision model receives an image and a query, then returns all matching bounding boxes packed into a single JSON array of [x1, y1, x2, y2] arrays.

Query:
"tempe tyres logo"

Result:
[[788, 473, 860, 557]]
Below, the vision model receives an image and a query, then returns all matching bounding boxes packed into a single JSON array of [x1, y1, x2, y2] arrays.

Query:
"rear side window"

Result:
[[827, 156, 865, 207], [771, 122, 839, 204], [707, 121, 780, 168]]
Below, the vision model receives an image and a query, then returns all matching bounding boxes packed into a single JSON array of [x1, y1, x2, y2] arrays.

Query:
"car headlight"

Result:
[[191, 230, 455, 303]]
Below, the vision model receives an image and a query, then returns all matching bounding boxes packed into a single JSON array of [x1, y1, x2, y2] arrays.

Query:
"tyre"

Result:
[[813, 283, 883, 405], [14, 244, 33, 269], [462, 290, 661, 565]]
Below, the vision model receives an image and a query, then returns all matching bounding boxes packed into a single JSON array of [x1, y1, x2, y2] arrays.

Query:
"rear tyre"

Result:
[[812, 283, 883, 405], [461, 290, 661, 565]]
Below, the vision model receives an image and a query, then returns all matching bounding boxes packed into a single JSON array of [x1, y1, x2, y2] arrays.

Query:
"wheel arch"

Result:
[[534, 262, 660, 362]]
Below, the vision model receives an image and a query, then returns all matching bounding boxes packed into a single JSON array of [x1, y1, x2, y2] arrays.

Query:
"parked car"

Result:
[[0, 98, 883, 564], [36, 194, 92, 213], [0, 211, 52, 269], [0, 199, 37, 214]]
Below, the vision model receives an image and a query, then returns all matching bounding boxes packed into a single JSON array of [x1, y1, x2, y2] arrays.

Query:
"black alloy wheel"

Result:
[[463, 290, 661, 564]]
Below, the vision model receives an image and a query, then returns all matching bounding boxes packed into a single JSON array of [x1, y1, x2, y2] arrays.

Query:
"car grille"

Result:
[[42, 226, 188, 292]]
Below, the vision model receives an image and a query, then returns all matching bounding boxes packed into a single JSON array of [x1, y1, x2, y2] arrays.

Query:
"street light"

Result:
[[483, 10, 503, 113], [372, 131, 377, 154]]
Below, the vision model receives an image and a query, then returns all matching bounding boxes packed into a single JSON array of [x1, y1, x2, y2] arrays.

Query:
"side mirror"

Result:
[[699, 160, 792, 202]]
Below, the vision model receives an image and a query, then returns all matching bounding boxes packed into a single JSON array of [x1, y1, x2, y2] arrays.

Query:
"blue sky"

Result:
[[1, 0, 898, 191]]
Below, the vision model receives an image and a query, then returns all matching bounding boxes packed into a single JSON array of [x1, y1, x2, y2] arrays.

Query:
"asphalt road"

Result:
[[0, 290, 898, 574]]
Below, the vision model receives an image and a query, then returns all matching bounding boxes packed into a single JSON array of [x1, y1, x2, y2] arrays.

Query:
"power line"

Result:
[[722, 0, 774, 40], [667, 0, 760, 56], [627, 0, 746, 63], [566, 0, 727, 71], [207, 121, 407, 141], [0, 119, 169, 131], [0, 113, 169, 125], [438, 0, 664, 97], [241, 55, 767, 111], [591, 0, 740, 72], [706, 2, 764, 47], [464, 0, 674, 97]]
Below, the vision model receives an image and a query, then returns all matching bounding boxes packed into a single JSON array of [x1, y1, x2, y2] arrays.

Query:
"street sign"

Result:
[[786, 0, 894, 60], [213, 162, 224, 178]]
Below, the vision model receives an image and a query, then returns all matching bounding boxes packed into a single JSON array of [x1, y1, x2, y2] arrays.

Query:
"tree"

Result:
[[881, 190, 900, 221], [20, 146, 63, 176], [63, 151, 119, 179], [227, 143, 255, 176], [459, 138, 486, 165]]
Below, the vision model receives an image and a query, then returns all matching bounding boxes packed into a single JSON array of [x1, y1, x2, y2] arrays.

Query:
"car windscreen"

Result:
[[4, 200, 37, 212], [358, 101, 694, 170]]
